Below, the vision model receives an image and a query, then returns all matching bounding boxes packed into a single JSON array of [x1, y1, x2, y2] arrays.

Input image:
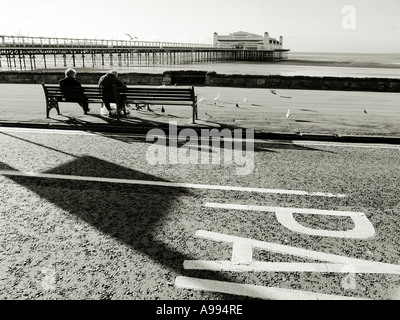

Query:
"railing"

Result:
[[0, 35, 214, 49]]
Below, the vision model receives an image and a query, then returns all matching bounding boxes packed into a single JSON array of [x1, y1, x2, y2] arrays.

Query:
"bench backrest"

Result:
[[42, 84, 104, 102], [42, 84, 196, 105], [116, 87, 196, 105]]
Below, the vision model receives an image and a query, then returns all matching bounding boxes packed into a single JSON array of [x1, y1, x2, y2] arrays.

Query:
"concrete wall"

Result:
[[204, 72, 400, 92], [0, 71, 165, 86], [0, 70, 399, 93]]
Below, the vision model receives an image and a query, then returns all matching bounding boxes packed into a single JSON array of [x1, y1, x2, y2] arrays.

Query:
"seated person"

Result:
[[59, 68, 90, 114], [98, 70, 127, 117]]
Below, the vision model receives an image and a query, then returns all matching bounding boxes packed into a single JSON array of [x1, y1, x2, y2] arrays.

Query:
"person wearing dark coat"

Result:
[[59, 68, 90, 114], [98, 70, 127, 116]]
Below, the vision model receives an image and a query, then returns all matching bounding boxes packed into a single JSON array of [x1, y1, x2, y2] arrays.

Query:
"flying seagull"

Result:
[[236, 103, 240, 108], [270, 89, 277, 95], [364, 109, 368, 114], [214, 93, 220, 105], [124, 33, 137, 40]]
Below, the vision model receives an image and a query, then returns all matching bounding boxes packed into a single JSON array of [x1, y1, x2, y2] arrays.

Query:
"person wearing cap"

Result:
[[59, 68, 90, 114], [98, 70, 127, 117]]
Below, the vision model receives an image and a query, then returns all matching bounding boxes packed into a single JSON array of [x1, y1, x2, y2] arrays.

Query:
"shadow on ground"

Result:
[[71, 114, 336, 154], [0, 156, 260, 299]]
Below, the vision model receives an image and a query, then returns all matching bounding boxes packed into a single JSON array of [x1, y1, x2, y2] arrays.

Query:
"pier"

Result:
[[0, 35, 289, 71]]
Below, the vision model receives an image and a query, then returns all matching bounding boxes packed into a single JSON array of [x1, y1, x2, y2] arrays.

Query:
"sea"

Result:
[[110, 52, 400, 79], [1, 51, 399, 78]]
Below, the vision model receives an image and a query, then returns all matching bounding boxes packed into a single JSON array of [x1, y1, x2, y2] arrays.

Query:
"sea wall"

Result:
[[0, 71, 165, 86], [204, 71, 400, 92], [0, 70, 399, 92]]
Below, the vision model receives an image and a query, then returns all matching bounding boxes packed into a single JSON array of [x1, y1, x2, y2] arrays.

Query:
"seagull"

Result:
[[214, 93, 220, 105], [364, 109, 368, 114], [243, 97, 247, 104], [236, 103, 240, 108], [161, 106, 165, 113], [270, 89, 277, 95], [205, 112, 213, 118], [124, 33, 137, 40], [286, 108, 291, 119]]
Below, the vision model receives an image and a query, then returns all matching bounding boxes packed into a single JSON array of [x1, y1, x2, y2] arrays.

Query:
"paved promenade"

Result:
[[0, 83, 399, 143]]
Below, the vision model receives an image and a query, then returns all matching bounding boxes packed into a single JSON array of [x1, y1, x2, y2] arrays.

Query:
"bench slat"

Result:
[[124, 95, 192, 100]]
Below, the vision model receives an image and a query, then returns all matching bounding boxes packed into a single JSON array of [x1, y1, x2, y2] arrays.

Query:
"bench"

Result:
[[42, 84, 105, 118], [42, 84, 199, 123]]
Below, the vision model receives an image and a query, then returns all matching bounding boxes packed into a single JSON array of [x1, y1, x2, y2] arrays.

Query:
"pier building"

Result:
[[213, 31, 284, 50]]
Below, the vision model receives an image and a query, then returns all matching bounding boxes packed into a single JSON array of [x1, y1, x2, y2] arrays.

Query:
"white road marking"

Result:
[[267, 140, 400, 150], [204, 202, 375, 239], [232, 240, 253, 266], [175, 276, 368, 300], [0, 170, 346, 198], [0, 127, 94, 136], [0, 99, 43, 102], [184, 260, 400, 274], [149, 134, 400, 149], [1, 127, 400, 150], [188, 230, 400, 274]]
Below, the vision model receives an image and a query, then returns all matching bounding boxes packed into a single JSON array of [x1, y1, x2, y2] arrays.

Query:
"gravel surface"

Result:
[[1, 128, 400, 300]]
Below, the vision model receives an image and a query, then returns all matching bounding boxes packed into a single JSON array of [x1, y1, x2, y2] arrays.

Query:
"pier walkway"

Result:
[[0, 35, 289, 70]]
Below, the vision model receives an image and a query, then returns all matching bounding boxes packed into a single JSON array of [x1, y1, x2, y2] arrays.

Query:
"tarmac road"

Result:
[[0, 126, 399, 300]]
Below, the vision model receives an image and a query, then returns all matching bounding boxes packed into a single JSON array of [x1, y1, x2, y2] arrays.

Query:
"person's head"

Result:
[[109, 70, 118, 77], [65, 68, 77, 78]]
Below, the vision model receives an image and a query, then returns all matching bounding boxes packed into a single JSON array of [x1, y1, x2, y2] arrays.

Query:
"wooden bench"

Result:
[[42, 83, 124, 119], [114, 85, 198, 123], [42, 84, 199, 123]]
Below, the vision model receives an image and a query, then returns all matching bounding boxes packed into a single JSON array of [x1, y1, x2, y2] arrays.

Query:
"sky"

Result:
[[1, 0, 400, 53]]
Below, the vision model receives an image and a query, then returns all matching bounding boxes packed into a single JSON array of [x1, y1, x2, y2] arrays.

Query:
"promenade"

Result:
[[1, 83, 400, 302], [0, 83, 399, 143]]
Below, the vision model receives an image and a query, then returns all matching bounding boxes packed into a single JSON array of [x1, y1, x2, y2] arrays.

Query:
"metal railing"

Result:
[[0, 35, 214, 49]]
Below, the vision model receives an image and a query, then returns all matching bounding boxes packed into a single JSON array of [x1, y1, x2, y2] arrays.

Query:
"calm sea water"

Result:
[[118, 52, 400, 78], [1, 51, 399, 78]]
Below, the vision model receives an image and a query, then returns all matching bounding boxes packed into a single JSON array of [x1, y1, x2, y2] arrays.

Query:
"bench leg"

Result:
[[46, 99, 60, 118], [192, 103, 198, 124], [115, 103, 127, 120]]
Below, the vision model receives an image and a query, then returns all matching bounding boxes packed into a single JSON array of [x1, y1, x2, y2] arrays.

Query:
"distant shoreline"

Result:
[[5, 55, 399, 79], [282, 59, 400, 69], [34, 59, 400, 73]]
